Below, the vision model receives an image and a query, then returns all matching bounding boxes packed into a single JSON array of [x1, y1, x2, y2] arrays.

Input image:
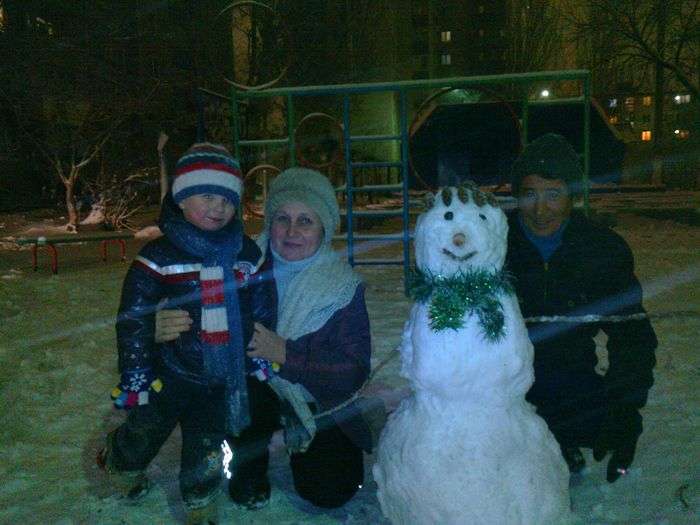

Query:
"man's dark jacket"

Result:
[[505, 211, 657, 411]]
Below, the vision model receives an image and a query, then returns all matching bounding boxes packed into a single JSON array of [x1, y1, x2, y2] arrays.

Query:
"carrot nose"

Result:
[[453, 233, 466, 247]]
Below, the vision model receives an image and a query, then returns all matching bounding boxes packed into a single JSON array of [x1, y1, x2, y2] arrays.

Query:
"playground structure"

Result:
[[228, 70, 593, 285]]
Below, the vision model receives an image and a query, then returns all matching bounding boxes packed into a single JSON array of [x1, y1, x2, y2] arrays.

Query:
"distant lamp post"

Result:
[[540, 89, 550, 98]]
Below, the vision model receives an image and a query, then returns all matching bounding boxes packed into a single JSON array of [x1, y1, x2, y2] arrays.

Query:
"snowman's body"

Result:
[[373, 186, 572, 525]]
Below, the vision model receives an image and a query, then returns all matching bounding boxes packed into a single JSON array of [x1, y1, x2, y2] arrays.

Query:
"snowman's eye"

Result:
[[479, 213, 487, 221], [444, 211, 453, 220]]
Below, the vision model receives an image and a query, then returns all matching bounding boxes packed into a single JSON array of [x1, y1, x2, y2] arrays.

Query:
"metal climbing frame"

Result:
[[230, 70, 591, 286]]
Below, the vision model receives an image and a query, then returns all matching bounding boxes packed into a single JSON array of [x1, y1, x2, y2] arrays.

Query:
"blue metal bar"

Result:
[[287, 94, 296, 166], [350, 134, 402, 142], [351, 161, 403, 169], [346, 210, 404, 218], [238, 138, 290, 147], [337, 184, 403, 193], [332, 233, 413, 241]]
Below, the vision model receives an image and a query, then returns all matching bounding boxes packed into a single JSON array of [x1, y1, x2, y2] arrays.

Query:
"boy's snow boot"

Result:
[[97, 433, 152, 502], [186, 496, 220, 525], [229, 472, 271, 510]]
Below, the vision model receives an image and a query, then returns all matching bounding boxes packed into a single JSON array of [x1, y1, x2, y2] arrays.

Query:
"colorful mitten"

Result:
[[250, 357, 280, 381], [111, 368, 163, 409]]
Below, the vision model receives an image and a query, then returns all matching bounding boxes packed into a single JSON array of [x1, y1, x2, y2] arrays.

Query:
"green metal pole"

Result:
[[399, 89, 411, 294], [583, 74, 591, 214], [342, 95, 354, 265], [521, 96, 529, 148]]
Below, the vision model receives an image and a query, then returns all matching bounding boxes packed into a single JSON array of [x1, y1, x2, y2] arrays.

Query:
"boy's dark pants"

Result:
[[106, 369, 227, 510], [230, 377, 364, 508]]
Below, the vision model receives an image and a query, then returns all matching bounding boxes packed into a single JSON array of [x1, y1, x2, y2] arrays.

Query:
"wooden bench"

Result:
[[14, 231, 134, 274]]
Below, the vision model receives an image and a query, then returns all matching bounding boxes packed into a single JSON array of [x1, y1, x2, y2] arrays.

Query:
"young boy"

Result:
[[99, 143, 274, 523]]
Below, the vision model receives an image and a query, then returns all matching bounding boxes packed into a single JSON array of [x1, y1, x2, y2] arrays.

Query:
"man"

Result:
[[506, 133, 657, 482]]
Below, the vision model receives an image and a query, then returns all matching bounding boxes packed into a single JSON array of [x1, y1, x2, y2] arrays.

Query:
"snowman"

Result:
[[373, 184, 572, 525]]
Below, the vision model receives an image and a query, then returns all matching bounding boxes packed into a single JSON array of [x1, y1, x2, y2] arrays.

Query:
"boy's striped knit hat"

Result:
[[172, 142, 243, 206]]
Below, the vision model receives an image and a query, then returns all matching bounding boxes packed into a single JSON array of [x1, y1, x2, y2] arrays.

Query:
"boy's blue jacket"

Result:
[[116, 196, 276, 385]]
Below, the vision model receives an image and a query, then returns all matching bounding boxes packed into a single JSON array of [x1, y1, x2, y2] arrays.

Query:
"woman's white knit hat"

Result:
[[264, 167, 340, 244]]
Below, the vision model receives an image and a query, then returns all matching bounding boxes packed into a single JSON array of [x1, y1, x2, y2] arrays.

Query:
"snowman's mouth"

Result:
[[442, 248, 476, 262]]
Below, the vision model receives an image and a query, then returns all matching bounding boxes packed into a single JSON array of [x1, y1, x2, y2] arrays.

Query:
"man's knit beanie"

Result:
[[172, 143, 243, 207], [510, 133, 584, 196], [264, 167, 339, 244]]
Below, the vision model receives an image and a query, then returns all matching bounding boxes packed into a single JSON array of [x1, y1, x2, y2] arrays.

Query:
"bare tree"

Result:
[[566, 0, 699, 104], [565, 0, 699, 183], [0, 10, 162, 230], [504, 0, 564, 74]]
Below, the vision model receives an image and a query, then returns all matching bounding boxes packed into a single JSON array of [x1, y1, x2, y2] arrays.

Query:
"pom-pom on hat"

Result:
[[264, 167, 339, 244], [172, 142, 243, 207], [510, 133, 584, 196]]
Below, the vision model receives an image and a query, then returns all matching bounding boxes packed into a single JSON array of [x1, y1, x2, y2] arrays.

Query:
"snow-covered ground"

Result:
[[0, 210, 698, 524]]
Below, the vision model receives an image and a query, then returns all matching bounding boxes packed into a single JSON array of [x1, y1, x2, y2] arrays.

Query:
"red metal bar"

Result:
[[47, 244, 58, 274], [101, 239, 128, 262]]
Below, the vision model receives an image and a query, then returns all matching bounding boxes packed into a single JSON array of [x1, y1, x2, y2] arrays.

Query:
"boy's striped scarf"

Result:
[[159, 196, 249, 435], [201, 266, 231, 344]]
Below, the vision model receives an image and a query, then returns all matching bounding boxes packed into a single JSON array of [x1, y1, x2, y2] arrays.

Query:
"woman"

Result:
[[156, 167, 373, 510]]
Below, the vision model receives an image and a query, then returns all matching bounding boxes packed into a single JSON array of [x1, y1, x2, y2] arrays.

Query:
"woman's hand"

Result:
[[155, 309, 192, 343], [247, 322, 287, 364]]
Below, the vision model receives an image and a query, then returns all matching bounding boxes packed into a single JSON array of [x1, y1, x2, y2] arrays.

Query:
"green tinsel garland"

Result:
[[408, 267, 515, 341]]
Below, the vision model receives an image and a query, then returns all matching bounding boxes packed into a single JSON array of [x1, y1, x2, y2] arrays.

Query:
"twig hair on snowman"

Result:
[[409, 182, 514, 340]]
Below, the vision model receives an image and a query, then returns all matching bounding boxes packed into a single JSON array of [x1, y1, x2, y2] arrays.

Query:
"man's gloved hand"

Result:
[[593, 405, 639, 482], [111, 368, 163, 409]]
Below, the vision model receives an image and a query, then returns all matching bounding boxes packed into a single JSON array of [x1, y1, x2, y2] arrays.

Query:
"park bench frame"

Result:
[[14, 231, 134, 274]]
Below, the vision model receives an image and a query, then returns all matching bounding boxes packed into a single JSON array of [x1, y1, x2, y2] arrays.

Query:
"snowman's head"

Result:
[[414, 184, 508, 276]]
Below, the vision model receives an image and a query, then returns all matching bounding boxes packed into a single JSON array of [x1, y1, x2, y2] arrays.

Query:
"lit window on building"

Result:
[[609, 116, 619, 124], [674, 94, 691, 104], [641, 130, 652, 141], [609, 98, 617, 108], [0, 6, 5, 31], [441, 31, 452, 43], [478, 29, 485, 37], [674, 129, 690, 139], [642, 96, 652, 106], [624, 97, 635, 110], [441, 53, 451, 65]]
